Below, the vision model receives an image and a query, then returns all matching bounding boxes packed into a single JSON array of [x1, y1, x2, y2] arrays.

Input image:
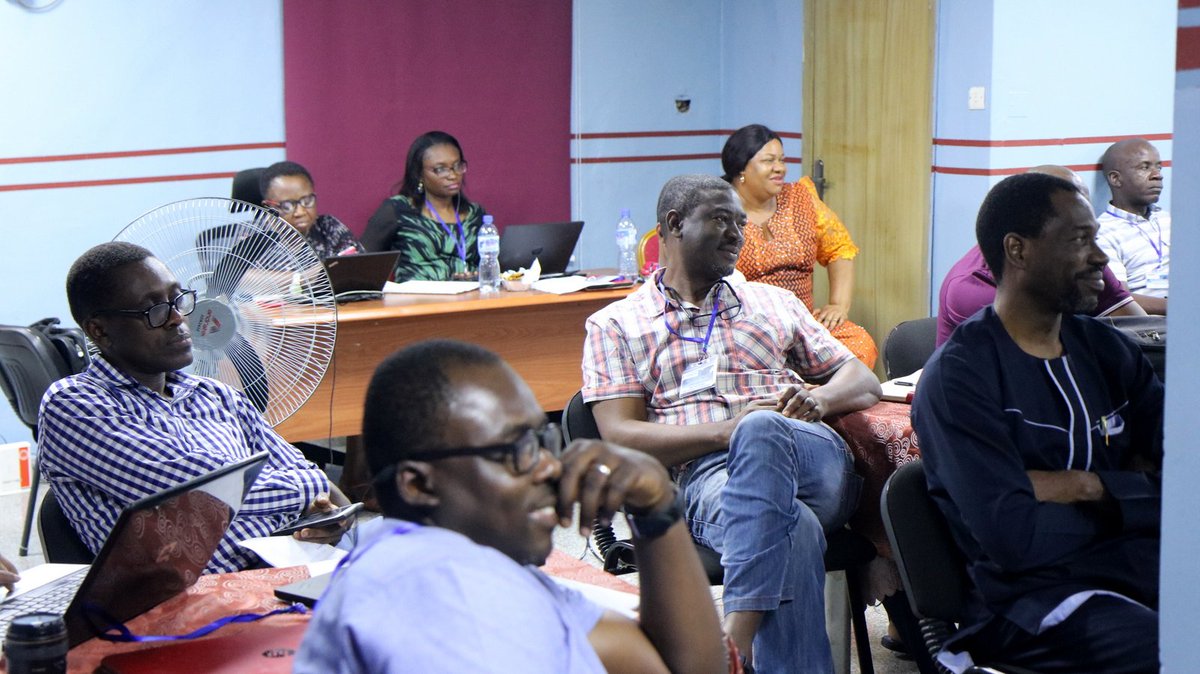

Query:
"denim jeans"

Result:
[[681, 411, 862, 674]]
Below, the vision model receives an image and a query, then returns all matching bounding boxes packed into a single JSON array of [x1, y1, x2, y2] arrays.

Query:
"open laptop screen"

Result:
[[64, 452, 267, 645]]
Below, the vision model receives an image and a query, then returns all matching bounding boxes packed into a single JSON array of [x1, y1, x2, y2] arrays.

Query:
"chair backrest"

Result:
[[0, 326, 75, 432], [561, 390, 600, 442], [231, 167, 266, 207], [39, 489, 96, 564], [881, 459, 970, 621], [637, 230, 660, 277], [882, 317, 938, 379]]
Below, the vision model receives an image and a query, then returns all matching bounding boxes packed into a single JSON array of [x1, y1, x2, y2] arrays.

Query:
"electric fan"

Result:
[[112, 198, 337, 427]]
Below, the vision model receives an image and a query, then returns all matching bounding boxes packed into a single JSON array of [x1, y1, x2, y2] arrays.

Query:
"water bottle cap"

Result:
[[620, 208, 631, 218], [483, 215, 494, 225]]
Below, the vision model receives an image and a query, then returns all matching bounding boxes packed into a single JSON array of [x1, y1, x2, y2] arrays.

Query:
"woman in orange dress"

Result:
[[722, 124, 878, 368]]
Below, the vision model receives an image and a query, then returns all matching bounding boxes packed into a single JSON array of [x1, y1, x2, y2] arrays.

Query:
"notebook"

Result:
[[322, 251, 401, 301], [497, 221, 584, 277], [0, 452, 268, 646], [96, 619, 309, 674]]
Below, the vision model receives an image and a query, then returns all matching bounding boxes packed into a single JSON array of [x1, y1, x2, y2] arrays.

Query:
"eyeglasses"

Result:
[[263, 193, 317, 215], [93, 289, 197, 329], [405, 423, 563, 475], [425, 161, 468, 178]]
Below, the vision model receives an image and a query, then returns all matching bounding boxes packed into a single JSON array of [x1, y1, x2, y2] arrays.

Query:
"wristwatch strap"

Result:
[[626, 487, 685, 541]]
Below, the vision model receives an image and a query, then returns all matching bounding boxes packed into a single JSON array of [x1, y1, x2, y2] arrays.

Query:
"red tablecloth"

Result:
[[2, 550, 636, 673], [828, 400, 921, 560]]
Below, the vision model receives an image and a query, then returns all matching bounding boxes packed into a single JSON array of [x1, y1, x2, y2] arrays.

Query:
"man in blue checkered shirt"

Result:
[[37, 242, 351, 573]]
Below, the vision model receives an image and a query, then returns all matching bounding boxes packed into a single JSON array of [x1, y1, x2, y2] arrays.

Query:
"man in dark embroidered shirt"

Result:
[[913, 172, 1161, 673]]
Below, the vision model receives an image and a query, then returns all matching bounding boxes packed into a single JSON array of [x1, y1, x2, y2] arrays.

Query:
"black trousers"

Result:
[[970, 594, 1158, 674]]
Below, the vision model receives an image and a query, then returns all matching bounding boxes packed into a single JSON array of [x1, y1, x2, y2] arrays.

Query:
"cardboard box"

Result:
[[0, 441, 31, 495]]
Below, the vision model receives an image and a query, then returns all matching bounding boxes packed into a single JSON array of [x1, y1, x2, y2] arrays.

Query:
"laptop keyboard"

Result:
[[0, 567, 88, 636]]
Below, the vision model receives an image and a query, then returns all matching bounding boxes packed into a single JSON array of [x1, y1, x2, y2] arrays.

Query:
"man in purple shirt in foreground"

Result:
[[937, 165, 1145, 346]]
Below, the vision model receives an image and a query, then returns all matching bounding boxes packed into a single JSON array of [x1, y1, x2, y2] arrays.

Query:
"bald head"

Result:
[[1100, 139, 1163, 214], [1028, 165, 1089, 200]]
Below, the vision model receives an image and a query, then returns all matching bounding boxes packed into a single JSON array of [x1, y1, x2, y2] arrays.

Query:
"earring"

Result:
[[739, 175, 745, 184], [417, 180, 424, 193]]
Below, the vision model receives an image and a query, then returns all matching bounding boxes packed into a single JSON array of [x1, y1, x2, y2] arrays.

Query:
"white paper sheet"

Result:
[[237, 536, 348, 568], [383, 280, 478, 295], [549, 576, 639, 619]]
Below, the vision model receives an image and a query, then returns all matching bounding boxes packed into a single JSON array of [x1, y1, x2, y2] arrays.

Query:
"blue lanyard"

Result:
[[428, 200, 467, 262], [664, 298, 721, 356], [92, 602, 306, 643], [1131, 220, 1165, 263]]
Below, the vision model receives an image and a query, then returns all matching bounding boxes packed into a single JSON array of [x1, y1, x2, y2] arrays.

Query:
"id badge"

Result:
[[678, 357, 717, 398]]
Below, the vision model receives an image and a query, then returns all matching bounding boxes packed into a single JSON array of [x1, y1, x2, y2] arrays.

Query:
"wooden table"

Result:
[[274, 285, 635, 442]]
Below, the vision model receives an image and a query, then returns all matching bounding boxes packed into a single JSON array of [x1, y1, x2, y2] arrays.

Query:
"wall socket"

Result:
[[968, 86, 986, 110]]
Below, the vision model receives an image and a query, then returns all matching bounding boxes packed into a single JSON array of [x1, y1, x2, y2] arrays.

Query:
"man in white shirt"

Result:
[[1096, 138, 1169, 314]]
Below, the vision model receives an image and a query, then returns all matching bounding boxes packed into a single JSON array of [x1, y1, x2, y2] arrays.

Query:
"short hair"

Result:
[[259, 161, 314, 197], [397, 131, 470, 210], [362, 339, 502, 518], [721, 124, 781, 183], [656, 174, 733, 225], [975, 172, 1078, 282], [66, 242, 155, 325]]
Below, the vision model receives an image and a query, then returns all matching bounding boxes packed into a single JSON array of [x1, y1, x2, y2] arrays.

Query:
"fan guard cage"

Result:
[[113, 198, 337, 428]]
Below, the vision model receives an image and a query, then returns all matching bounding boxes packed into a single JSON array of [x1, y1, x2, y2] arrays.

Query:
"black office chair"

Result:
[[563, 391, 877, 674], [881, 460, 1041, 674], [882, 317, 938, 379], [38, 489, 95, 564], [0, 322, 89, 556], [231, 167, 266, 207]]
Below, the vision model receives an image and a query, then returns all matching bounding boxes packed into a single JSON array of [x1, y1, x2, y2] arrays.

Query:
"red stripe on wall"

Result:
[[0, 171, 236, 193], [575, 154, 802, 165], [932, 160, 1172, 176], [1181, 0, 1200, 9], [576, 129, 802, 140], [1179, 26, 1200, 71], [0, 142, 285, 166], [934, 133, 1172, 147]]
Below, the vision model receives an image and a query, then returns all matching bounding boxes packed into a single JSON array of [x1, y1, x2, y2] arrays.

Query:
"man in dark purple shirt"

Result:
[[937, 166, 1144, 345]]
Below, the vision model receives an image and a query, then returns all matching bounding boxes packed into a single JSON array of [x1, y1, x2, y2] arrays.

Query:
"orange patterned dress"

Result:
[[736, 177, 878, 368]]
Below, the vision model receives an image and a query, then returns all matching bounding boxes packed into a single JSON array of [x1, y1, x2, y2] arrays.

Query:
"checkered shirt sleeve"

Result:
[[37, 357, 329, 574]]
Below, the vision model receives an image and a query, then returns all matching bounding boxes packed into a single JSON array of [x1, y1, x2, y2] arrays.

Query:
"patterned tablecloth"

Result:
[[827, 401, 921, 602], [2, 550, 635, 673]]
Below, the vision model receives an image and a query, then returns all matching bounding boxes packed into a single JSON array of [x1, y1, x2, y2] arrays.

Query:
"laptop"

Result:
[[0, 452, 269, 646], [497, 221, 584, 277], [322, 251, 401, 301], [273, 571, 333, 608]]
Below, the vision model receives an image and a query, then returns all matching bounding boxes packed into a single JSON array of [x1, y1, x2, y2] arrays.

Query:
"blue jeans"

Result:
[[681, 411, 862, 674]]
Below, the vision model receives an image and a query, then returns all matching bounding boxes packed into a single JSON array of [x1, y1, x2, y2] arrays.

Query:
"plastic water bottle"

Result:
[[478, 214, 501, 295], [616, 209, 638, 278]]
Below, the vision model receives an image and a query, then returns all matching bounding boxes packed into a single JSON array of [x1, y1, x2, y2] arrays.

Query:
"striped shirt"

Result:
[[582, 270, 854, 436], [1096, 204, 1170, 298], [37, 356, 329, 573]]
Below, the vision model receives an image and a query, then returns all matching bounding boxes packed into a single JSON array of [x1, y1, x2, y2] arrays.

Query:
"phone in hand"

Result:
[[273, 502, 364, 536]]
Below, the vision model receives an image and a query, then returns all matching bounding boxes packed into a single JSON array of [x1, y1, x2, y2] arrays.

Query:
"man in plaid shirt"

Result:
[[38, 242, 351, 573], [582, 175, 880, 672]]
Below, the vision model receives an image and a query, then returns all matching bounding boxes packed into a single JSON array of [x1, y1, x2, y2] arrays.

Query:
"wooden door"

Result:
[[803, 0, 935, 374]]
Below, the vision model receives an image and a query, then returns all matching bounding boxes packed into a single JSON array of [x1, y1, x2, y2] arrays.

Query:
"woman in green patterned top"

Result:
[[363, 131, 487, 281]]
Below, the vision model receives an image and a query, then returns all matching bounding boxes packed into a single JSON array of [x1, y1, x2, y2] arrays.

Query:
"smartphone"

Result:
[[273, 502, 364, 536]]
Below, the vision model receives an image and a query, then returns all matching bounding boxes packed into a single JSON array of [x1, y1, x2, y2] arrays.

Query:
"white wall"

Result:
[[1160, 6, 1200, 670], [570, 0, 803, 269], [930, 0, 1176, 311], [0, 1, 286, 445]]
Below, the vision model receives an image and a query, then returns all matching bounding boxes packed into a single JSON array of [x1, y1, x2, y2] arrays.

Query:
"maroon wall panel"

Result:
[[283, 1, 572, 234]]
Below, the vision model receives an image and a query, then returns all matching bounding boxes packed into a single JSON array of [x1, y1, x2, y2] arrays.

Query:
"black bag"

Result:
[[1101, 315, 1165, 382], [28, 317, 90, 378]]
